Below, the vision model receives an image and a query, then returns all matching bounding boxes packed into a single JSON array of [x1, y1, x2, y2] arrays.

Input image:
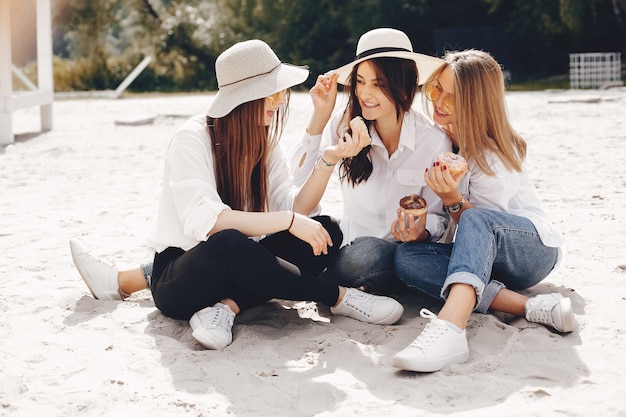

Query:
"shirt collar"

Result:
[[397, 110, 416, 152], [368, 110, 418, 152]]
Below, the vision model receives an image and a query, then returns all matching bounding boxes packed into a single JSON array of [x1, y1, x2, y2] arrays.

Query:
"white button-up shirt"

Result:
[[290, 109, 452, 246], [457, 154, 566, 263], [147, 115, 302, 253]]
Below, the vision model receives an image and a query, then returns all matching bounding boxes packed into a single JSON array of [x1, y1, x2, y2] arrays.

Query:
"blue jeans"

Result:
[[394, 208, 558, 313], [321, 236, 400, 294]]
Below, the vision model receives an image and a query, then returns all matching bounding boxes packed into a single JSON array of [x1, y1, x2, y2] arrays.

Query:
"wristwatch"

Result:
[[444, 198, 465, 213]]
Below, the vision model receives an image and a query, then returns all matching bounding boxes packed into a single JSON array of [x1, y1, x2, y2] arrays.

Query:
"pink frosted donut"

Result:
[[438, 152, 467, 175]]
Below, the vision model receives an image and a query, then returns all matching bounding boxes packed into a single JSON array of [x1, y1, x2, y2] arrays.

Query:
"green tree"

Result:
[[211, 0, 432, 86], [57, 0, 625, 90], [62, 0, 121, 89], [482, 0, 626, 78]]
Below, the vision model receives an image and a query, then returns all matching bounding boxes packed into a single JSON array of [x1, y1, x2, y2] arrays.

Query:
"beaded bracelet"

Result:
[[318, 156, 337, 167]]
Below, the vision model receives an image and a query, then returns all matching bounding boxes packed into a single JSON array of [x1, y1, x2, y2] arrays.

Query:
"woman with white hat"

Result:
[[289, 28, 453, 293], [70, 39, 404, 349]]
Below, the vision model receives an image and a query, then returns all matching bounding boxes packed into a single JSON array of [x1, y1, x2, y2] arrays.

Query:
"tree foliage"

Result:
[[483, 0, 626, 77], [56, 0, 625, 91]]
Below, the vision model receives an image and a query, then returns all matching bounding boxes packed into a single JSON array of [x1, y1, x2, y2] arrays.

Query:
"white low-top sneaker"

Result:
[[330, 287, 404, 325], [392, 309, 469, 372], [525, 293, 574, 333], [69, 239, 127, 300], [189, 303, 236, 349]]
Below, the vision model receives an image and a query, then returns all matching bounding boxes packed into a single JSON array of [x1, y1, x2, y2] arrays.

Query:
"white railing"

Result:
[[569, 52, 622, 89], [1, 0, 54, 145]]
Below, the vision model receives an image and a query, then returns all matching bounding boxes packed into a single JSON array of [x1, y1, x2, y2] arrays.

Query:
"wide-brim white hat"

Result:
[[329, 28, 443, 86], [207, 39, 309, 118]]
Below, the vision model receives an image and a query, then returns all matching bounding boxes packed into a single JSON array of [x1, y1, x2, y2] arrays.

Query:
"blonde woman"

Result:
[[392, 50, 573, 372]]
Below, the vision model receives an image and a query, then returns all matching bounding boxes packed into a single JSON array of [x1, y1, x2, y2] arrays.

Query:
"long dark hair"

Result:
[[207, 91, 290, 211], [339, 57, 418, 186]]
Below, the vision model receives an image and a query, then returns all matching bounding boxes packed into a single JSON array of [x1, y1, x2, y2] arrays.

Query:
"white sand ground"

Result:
[[1, 89, 625, 417]]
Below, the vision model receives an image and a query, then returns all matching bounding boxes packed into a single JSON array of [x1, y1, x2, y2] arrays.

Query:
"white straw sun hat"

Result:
[[207, 39, 309, 118], [329, 28, 443, 86]]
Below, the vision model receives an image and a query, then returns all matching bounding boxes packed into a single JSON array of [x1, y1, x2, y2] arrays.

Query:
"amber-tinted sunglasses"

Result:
[[423, 80, 454, 115], [267, 90, 286, 106]]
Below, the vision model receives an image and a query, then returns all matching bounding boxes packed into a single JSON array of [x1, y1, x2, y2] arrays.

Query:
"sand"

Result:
[[1, 89, 625, 417]]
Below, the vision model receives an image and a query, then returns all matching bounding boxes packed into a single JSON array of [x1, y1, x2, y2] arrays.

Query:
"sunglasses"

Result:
[[423, 80, 454, 115], [267, 90, 286, 106]]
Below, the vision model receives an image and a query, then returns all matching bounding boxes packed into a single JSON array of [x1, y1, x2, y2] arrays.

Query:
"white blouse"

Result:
[[457, 152, 567, 265], [289, 109, 452, 246], [147, 115, 303, 253]]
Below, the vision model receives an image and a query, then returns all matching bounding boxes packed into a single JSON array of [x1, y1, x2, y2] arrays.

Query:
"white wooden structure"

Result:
[[0, 0, 54, 145], [569, 52, 622, 89]]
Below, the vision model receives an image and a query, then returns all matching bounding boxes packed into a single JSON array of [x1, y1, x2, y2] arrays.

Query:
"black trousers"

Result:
[[150, 215, 343, 320]]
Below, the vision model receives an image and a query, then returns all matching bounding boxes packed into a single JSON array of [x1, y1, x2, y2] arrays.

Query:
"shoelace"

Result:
[[83, 254, 129, 299], [344, 290, 376, 317], [407, 309, 448, 349], [84, 253, 115, 272], [201, 305, 234, 329], [526, 299, 553, 325]]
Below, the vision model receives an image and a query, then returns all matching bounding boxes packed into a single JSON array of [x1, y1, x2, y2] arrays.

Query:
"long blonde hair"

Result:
[[426, 50, 526, 175], [207, 91, 289, 211]]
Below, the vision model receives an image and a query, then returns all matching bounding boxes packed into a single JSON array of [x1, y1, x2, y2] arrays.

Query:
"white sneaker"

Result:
[[525, 293, 574, 333], [392, 309, 469, 372], [330, 287, 404, 325], [69, 239, 127, 300], [189, 303, 236, 349]]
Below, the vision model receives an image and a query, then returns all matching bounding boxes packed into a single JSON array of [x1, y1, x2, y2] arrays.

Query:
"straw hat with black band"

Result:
[[207, 39, 309, 118], [329, 28, 444, 86]]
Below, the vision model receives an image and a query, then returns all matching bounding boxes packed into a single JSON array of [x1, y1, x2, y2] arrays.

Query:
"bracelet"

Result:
[[286, 210, 296, 231], [319, 156, 336, 167]]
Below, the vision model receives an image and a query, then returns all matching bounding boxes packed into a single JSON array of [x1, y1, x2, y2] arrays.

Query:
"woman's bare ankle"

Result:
[[118, 268, 147, 294], [220, 299, 240, 315]]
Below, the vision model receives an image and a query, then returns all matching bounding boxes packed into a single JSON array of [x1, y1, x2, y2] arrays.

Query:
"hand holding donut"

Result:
[[349, 116, 373, 148], [425, 152, 467, 200], [323, 116, 372, 161], [392, 194, 429, 242]]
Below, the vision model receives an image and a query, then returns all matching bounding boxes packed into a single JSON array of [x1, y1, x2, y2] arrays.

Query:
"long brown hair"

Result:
[[339, 57, 418, 186], [207, 91, 289, 211], [426, 50, 526, 175]]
